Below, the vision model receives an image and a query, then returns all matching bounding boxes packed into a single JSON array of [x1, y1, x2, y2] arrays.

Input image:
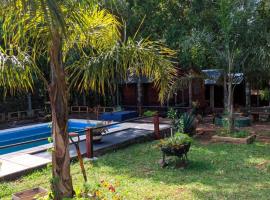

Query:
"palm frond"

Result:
[[68, 38, 177, 103], [0, 49, 36, 95]]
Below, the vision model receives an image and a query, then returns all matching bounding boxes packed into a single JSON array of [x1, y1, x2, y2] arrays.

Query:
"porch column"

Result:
[[257, 89, 260, 107], [210, 85, 215, 109], [174, 92, 177, 106], [116, 84, 120, 106], [188, 79, 192, 107], [137, 75, 142, 115], [27, 93, 33, 117], [181, 90, 185, 105], [74, 95, 78, 106], [224, 73, 228, 110], [245, 81, 251, 110]]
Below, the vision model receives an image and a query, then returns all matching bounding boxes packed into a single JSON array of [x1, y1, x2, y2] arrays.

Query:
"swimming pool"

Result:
[[0, 119, 103, 155]]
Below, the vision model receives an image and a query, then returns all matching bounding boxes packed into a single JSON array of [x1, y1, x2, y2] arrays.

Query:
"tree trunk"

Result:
[[227, 57, 234, 133], [49, 30, 74, 199], [228, 77, 234, 132]]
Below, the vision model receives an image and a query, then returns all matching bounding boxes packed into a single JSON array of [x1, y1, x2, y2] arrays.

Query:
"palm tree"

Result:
[[0, 1, 176, 199], [68, 38, 177, 105]]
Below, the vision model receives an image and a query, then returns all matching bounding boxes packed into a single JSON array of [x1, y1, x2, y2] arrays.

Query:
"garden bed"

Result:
[[211, 134, 256, 144]]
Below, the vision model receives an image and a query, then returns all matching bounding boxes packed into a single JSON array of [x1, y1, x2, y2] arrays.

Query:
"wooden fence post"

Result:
[[86, 128, 93, 158], [153, 114, 160, 139]]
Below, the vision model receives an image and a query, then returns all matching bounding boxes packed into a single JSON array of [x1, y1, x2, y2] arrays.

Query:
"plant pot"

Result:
[[93, 127, 106, 143]]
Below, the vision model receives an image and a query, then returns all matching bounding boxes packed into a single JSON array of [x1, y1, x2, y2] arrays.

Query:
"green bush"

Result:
[[181, 112, 196, 136], [260, 88, 270, 101], [167, 108, 196, 137], [143, 110, 157, 117]]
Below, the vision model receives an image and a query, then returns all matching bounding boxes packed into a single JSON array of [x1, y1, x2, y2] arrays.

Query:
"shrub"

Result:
[[181, 112, 196, 136], [167, 108, 196, 137], [143, 110, 157, 117]]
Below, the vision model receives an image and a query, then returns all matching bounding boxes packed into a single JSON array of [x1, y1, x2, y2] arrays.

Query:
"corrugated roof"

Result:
[[202, 69, 224, 85], [202, 69, 244, 85]]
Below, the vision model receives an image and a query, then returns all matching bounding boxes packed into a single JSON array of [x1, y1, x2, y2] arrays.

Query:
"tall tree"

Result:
[[1, 1, 119, 198], [0, 1, 176, 199]]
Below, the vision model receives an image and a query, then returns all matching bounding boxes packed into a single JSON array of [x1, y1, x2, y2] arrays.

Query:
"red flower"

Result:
[[108, 185, 116, 192]]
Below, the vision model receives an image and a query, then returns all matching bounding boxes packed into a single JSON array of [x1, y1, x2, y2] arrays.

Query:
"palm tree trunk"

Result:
[[49, 30, 74, 199]]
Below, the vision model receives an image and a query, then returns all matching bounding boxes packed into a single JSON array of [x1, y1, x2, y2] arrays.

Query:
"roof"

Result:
[[229, 73, 244, 85], [202, 69, 224, 85], [202, 69, 244, 85]]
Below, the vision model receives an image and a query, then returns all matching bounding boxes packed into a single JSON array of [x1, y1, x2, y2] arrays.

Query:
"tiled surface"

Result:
[[0, 154, 50, 177], [6, 154, 50, 167], [0, 159, 29, 177]]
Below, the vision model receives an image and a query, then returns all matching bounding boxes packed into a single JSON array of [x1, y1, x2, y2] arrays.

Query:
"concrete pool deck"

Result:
[[0, 120, 170, 180]]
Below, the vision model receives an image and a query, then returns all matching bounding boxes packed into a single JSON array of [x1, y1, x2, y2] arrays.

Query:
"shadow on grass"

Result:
[[91, 141, 270, 199]]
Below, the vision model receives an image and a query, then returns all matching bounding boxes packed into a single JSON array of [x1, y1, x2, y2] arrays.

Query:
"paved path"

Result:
[[0, 121, 169, 180]]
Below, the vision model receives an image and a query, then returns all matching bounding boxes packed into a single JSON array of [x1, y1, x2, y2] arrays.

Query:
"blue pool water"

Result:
[[0, 119, 108, 155]]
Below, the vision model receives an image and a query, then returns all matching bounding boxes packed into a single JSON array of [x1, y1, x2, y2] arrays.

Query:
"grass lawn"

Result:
[[1, 141, 270, 200]]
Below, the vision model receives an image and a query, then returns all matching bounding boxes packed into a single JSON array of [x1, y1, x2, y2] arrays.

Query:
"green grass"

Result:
[[1, 141, 270, 200]]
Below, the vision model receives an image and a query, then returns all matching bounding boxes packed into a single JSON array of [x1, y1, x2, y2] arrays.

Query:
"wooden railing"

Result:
[[70, 106, 116, 114], [84, 114, 160, 158], [70, 106, 89, 113], [0, 109, 43, 122]]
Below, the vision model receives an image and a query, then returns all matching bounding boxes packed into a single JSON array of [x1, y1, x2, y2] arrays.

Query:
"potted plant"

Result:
[[158, 132, 192, 167], [93, 122, 108, 143]]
